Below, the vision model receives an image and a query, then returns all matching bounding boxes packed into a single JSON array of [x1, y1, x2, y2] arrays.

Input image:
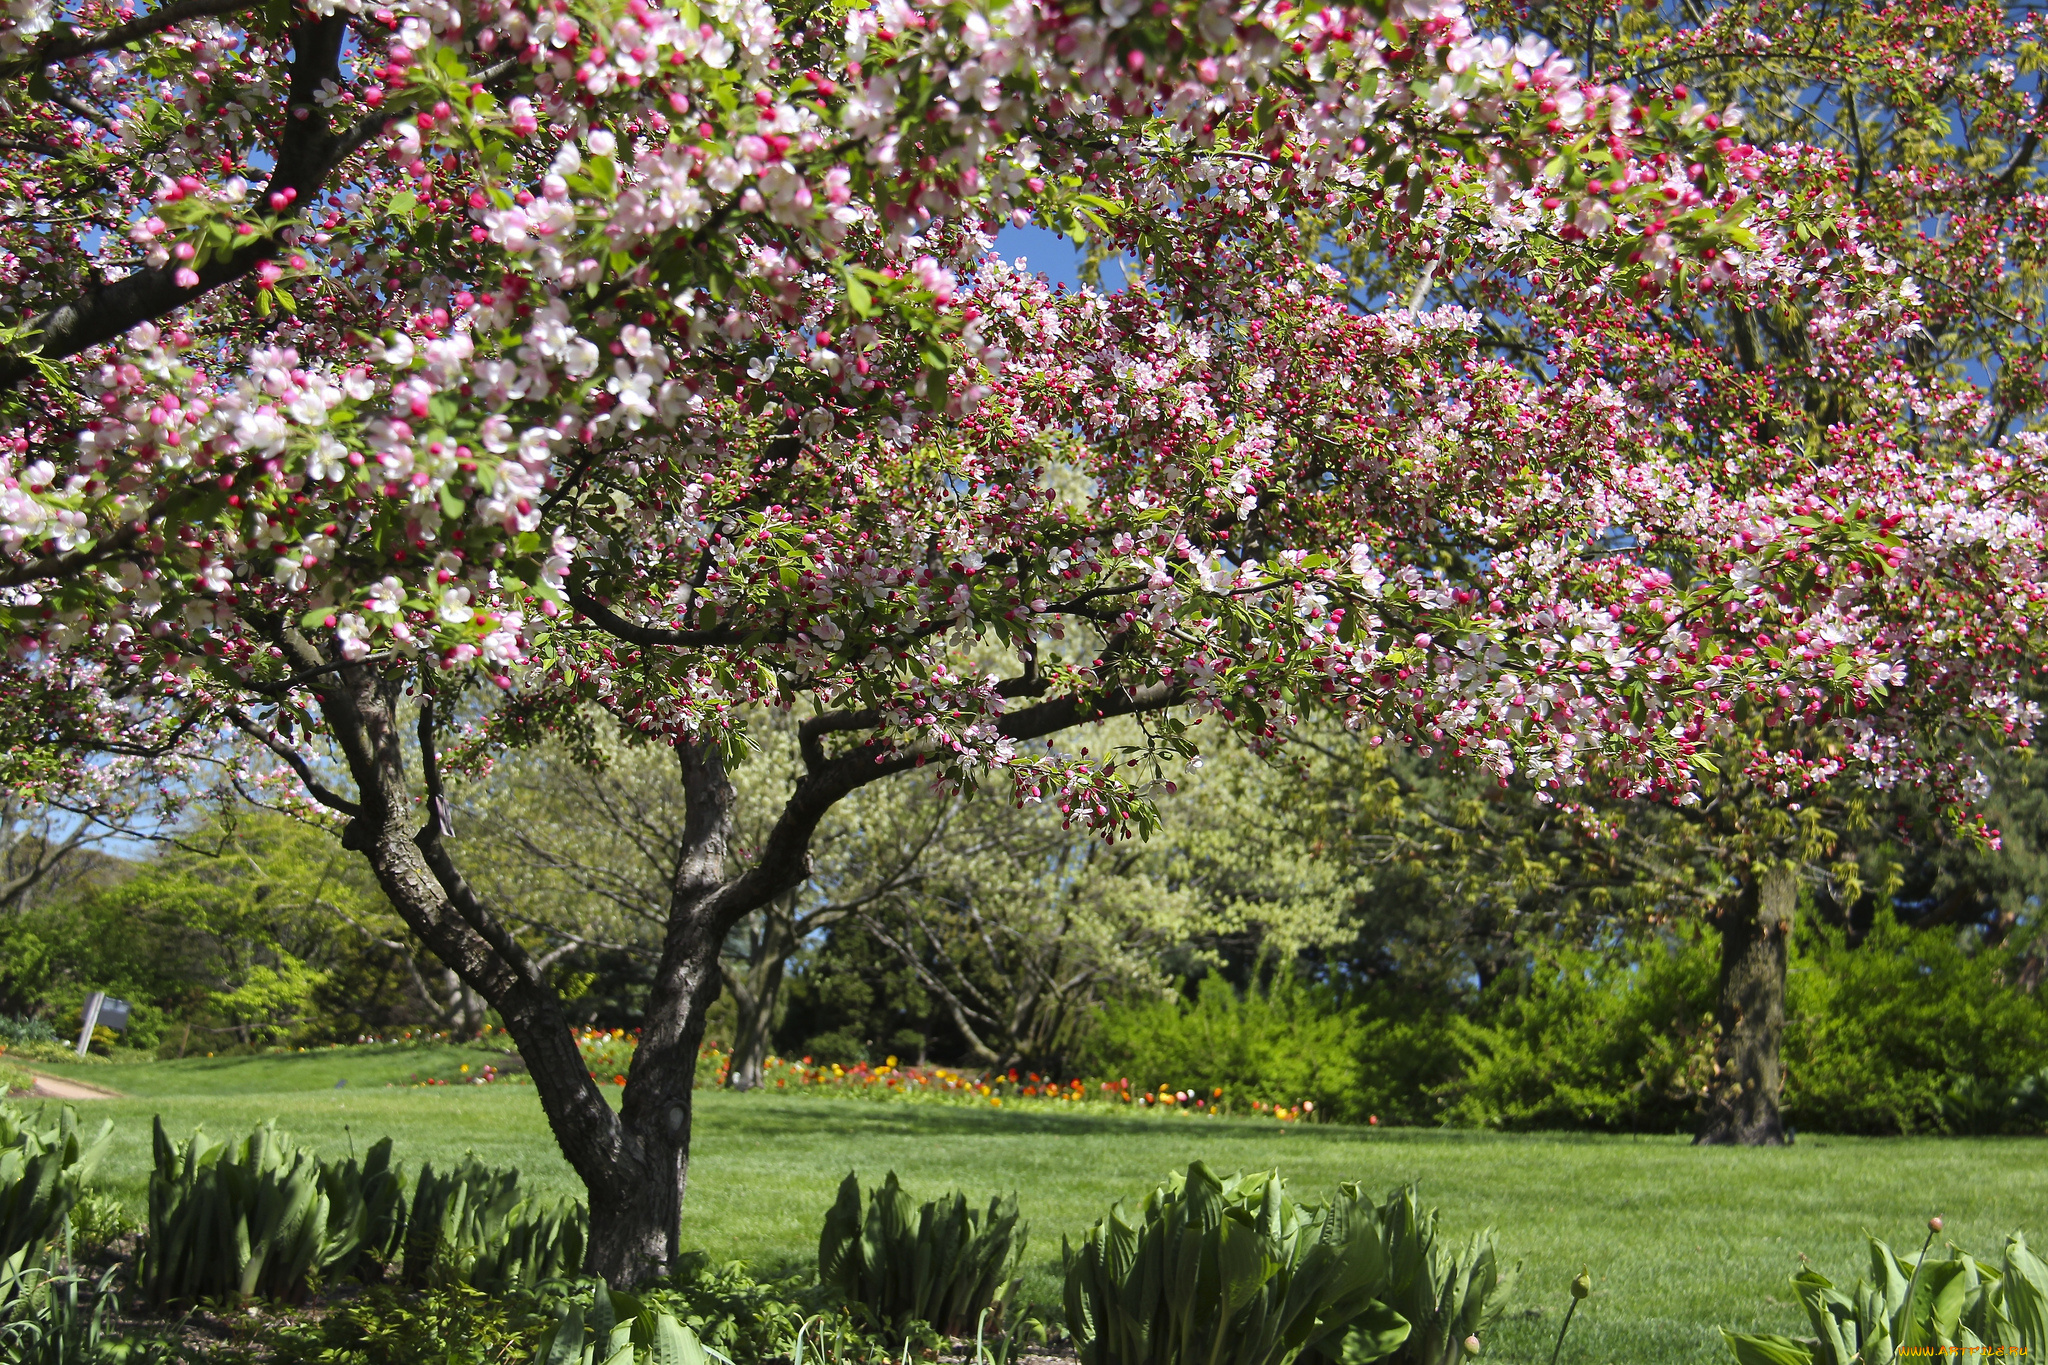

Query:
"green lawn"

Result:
[[19, 1048, 2048, 1364]]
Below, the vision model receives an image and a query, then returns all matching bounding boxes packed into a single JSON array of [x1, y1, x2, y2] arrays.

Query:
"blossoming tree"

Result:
[[2, 0, 2042, 1278]]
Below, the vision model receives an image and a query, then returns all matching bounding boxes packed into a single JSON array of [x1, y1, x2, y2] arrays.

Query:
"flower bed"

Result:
[[393, 1028, 1326, 1123]]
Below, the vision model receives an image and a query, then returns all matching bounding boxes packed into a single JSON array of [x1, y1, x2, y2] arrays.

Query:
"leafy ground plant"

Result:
[[404, 1154, 586, 1292], [1724, 1220, 2048, 1363], [0, 1107, 109, 1264], [1062, 1164, 1508, 1365], [818, 1172, 1025, 1338]]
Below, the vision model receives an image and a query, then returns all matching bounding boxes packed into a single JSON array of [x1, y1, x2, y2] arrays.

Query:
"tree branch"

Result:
[[225, 706, 361, 815], [0, 0, 263, 78], [0, 15, 399, 389]]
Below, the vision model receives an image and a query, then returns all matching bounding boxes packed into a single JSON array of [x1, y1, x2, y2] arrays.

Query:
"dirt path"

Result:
[[22, 1071, 120, 1100]]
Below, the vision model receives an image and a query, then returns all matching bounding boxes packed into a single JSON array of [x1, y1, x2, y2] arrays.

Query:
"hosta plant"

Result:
[[319, 1137, 409, 1283], [1063, 1165, 1415, 1365], [138, 1118, 343, 1305], [1724, 1227, 2048, 1364], [0, 1106, 110, 1263], [818, 1171, 1026, 1337], [1375, 1188, 1513, 1365], [405, 1155, 587, 1291], [538, 1278, 715, 1365]]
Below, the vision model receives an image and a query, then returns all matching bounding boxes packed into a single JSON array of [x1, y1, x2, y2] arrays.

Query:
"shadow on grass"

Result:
[[700, 1093, 1704, 1148]]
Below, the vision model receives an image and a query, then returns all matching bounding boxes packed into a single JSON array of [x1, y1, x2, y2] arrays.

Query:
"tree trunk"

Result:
[[301, 646, 927, 1286], [583, 738, 736, 1283], [722, 898, 796, 1090], [1696, 861, 1795, 1146]]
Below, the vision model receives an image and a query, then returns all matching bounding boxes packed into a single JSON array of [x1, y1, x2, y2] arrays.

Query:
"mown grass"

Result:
[[19, 1047, 2048, 1364]]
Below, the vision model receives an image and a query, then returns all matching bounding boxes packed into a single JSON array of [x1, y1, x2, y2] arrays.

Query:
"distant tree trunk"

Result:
[[721, 897, 797, 1090], [1697, 861, 1795, 1146]]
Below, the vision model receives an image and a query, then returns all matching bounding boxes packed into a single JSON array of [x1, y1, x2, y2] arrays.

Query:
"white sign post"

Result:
[[74, 992, 105, 1059]]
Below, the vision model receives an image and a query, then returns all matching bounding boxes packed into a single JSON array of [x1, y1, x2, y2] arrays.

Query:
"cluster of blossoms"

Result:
[[0, 0, 2039, 851]]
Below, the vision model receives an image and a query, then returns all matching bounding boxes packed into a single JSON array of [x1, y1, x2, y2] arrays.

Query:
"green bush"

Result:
[[1081, 976, 1400, 1123], [1781, 911, 2048, 1135], [0, 1023, 55, 1050], [1061, 1164, 1512, 1365], [818, 1171, 1025, 1337], [1723, 1226, 2048, 1362], [1433, 938, 1718, 1133]]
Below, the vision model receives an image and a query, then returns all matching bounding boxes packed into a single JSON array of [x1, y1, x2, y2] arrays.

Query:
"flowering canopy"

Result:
[[2, 0, 1933, 817]]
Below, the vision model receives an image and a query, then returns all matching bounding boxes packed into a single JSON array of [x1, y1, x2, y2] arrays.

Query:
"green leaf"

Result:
[[845, 273, 874, 317], [1720, 1332, 1816, 1365], [1337, 1307, 1411, 1364]]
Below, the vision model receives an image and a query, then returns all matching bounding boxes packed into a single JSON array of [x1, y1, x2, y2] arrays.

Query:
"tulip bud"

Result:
[[1930, 1216, 1944, 1233], [1571, 1268, 1591, 1299], [1462, 1337, 1479, 1355]]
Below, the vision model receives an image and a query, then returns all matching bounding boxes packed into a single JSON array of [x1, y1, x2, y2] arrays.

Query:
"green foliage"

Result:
[[0, 811, 430, 1050], [0, 1024, 55, 1050], [262, 1281, 561, 1365], [817, 1171, 1025, 1337], [637, 1253, 809, 1365], [534, 1278, 722, 1365], [62, 1195, 135, 1263], [1723, 1228, 2048, 1364], [1373, 1188, 1513, 1365], [1080, 977, 1378, 1122], [1434, 939, 1718, 1133], [0, 1107, 110, 1263], [403, 1155, 586, 1292], [1781, 912, 2048, 1136], [0, 1256, 163, 1365], [319, 1139, 408, 1283], [1061, 1164, 1511, 1365], [137, 1118, 375, 1306]]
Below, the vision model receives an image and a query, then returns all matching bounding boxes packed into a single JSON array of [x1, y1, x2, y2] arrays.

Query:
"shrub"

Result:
[[1722, 1226, 2048, 1362], [0, 1022, 55, 1050], [404, 1155, 585, 1292], [1061, 1164, 1513, 1365], [818, 1171, 1025, 1337], [1781, 911, 2048, 1135], [1080, 976, 1377, 1122], [0, 1107, 111, 1263], [1433, 939, 1717, 1133]]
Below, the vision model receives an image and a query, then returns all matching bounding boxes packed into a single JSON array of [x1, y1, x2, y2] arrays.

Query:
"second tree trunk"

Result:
[[1697, 861, 1796, 1146]]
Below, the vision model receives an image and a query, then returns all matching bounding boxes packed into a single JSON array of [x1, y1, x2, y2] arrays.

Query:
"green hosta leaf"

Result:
[[1337, 1306, 1411, 1364], [1721, 1332, 1817, 1365]]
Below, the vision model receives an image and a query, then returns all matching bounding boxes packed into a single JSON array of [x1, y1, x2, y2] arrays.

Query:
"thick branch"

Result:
[[0, 0, 262, 78], [0, 15, 393, 389]]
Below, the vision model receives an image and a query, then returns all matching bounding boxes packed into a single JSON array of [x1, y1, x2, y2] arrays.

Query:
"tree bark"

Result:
[[1696, 860, 1796, 1146], [721, 897, 796, 1090]]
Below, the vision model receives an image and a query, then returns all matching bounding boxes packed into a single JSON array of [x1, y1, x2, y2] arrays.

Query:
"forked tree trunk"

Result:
[[1696, 861, 1796, 1146], [309, 658, 766, 1286], [298, 642, 1166, 1287], [722, 899, 797, 1091]]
